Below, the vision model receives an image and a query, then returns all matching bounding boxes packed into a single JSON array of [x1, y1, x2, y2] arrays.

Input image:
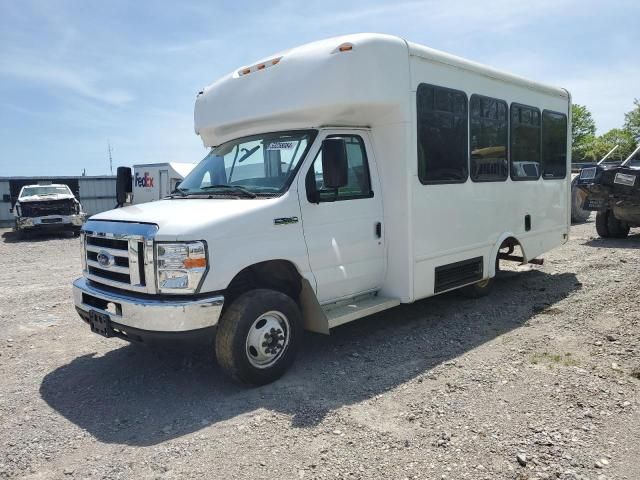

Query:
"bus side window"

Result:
[[417, 83, 468, 185], [510, 104, 541, 181], [541, 111, 568, 179], [470, 94, 508, 182]]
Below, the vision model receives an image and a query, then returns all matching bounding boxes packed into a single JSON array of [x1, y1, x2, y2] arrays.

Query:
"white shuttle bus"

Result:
[[72, 34, 571, 385]]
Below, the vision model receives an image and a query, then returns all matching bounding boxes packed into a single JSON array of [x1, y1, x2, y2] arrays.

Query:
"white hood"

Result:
[[89, 194, 301, 241]]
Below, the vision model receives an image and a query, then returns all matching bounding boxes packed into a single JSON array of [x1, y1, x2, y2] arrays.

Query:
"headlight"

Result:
[[156, 241, 208, 294]]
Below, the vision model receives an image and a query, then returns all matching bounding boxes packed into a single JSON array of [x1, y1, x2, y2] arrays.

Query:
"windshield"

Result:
[[177, 130, 317, 197], [20, 186, 71, 197]]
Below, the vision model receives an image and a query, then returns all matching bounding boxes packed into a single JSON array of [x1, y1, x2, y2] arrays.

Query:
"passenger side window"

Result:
[[541, 111, 568, 179], [510, 104, 541, 180], [417, 83, 468, 184], [470, 95, 508, 182], [306, 135, 372, 202]]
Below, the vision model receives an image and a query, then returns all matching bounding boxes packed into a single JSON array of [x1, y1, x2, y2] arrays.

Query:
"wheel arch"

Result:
[[489, 233, 528, 276], [223, 259, 329, 335]]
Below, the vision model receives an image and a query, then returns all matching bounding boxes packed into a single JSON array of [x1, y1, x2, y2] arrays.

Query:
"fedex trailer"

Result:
[[131, 162, 196, 204]]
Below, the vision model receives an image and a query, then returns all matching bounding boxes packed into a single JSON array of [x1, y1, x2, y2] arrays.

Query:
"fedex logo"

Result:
[[135, 172, 154, 188]]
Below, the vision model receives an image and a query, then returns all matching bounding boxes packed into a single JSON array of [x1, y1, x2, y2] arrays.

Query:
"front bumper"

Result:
[[73, 277, 224, 333], [17, 214, 85, 230]]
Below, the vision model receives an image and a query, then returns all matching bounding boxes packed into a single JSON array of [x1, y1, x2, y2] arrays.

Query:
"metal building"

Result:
[[0, 176, 116, 227]]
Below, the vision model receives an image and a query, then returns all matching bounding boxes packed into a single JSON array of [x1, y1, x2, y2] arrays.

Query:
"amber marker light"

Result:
[[183, 257, 207, 269]]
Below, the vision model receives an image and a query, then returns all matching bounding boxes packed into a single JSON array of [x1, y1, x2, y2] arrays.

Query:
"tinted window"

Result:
[[307, 135, 372, 202], [470, 95, 508, 181], [417, 84, 468, 184], [541, 111, 567, 179], [510, 104, 541, 180]]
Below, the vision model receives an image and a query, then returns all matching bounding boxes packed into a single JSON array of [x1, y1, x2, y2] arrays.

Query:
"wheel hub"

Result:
[[245, 311, 290, 368]]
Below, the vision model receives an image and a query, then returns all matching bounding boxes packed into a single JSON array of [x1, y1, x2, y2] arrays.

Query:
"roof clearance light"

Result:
[[337, 43, 353, 52], [238, 56, 283, 76]]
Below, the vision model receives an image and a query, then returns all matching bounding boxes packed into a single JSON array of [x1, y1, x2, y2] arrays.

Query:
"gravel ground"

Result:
[[0, 219, 638, 480]]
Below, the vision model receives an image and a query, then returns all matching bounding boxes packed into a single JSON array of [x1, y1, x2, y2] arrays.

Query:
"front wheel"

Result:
[[596, 210, 629, 239], [215, 289, 302, 385]]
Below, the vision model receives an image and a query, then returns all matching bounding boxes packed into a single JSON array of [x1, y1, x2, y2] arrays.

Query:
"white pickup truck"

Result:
[[72, 34, 571, 385], [13, 184, 85, 238]]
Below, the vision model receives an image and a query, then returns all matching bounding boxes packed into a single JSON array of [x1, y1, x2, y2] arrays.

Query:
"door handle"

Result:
[[375, 222, 382, 238]]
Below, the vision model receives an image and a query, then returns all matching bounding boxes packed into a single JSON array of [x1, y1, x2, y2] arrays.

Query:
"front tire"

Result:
[[215, 289, 302, 385], [596, 210, 629, 239], [595, 210, 610, 238], [607, 212, 630, 238]]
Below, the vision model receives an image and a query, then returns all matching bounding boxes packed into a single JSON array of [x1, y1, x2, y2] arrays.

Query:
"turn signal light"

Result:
[[183, 257, 207, 269]]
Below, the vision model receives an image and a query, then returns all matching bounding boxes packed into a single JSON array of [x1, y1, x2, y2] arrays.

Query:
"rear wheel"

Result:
[[460, 277, 495, 298], [215, 289, 302, 385]]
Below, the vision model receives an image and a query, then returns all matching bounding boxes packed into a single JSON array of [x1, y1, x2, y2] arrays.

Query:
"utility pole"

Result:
[[108, 141, 113, 175]]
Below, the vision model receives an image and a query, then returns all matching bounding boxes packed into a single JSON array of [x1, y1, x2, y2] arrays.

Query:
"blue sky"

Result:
[[1, 0, 638, 176]]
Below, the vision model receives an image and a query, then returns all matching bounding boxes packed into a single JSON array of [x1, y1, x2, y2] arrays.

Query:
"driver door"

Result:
[[297, 130, 385, 304]]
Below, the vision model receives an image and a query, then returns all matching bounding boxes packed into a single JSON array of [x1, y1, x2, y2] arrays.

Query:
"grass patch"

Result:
[[531, 352, 578, 367]]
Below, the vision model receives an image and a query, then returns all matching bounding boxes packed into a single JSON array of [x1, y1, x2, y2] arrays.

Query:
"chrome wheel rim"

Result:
[[245, 311, 290, 369]]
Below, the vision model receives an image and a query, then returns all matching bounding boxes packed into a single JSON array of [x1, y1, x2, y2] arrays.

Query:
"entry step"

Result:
[[323, 294, 401, 329]]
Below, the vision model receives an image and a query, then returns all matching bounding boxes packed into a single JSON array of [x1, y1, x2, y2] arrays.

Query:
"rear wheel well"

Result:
[[224, 260, 303, 312], [494, 236, 526, 272]]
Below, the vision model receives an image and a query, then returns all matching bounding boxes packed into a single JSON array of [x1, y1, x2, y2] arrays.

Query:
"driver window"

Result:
[[307, 135, 372, 202]]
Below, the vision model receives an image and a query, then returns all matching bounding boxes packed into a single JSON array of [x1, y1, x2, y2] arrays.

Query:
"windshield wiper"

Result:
[[199, 185, 257, 198]]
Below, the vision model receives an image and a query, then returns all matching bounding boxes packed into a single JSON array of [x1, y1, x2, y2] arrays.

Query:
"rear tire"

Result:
[[215, 289, 302, 385], [595, 210, 610, 238], [460, 277, 494, 298]]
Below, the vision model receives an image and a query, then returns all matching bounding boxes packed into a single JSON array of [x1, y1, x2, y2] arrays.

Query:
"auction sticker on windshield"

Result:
[[267, 141, 294, 150]]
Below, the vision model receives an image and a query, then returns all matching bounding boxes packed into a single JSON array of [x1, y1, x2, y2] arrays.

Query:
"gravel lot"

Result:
[[0, 219, 638, 480]]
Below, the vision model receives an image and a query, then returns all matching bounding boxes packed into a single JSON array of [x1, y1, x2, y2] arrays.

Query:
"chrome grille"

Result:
[[81, 220, 158, 293]]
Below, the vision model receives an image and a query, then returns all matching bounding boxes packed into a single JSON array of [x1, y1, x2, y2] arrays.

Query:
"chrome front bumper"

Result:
[[73, 277, 224, 333]]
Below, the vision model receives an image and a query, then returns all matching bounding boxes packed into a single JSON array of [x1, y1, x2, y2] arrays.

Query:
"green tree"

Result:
[[623, 98, 640, 141], [571, 104, 596, 161], [590, 128, 636, 163]]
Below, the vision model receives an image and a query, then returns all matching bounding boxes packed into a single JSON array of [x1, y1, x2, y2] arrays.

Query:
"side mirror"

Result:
[[116, 166, 132, 206], [321, 138, 348, 189]]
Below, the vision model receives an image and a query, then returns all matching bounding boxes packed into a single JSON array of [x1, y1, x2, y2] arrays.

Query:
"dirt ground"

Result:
[[0, 219, 638, 480]]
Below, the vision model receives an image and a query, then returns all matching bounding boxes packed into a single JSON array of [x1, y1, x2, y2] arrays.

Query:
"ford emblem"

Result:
[[96, 250, 115, 268]]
